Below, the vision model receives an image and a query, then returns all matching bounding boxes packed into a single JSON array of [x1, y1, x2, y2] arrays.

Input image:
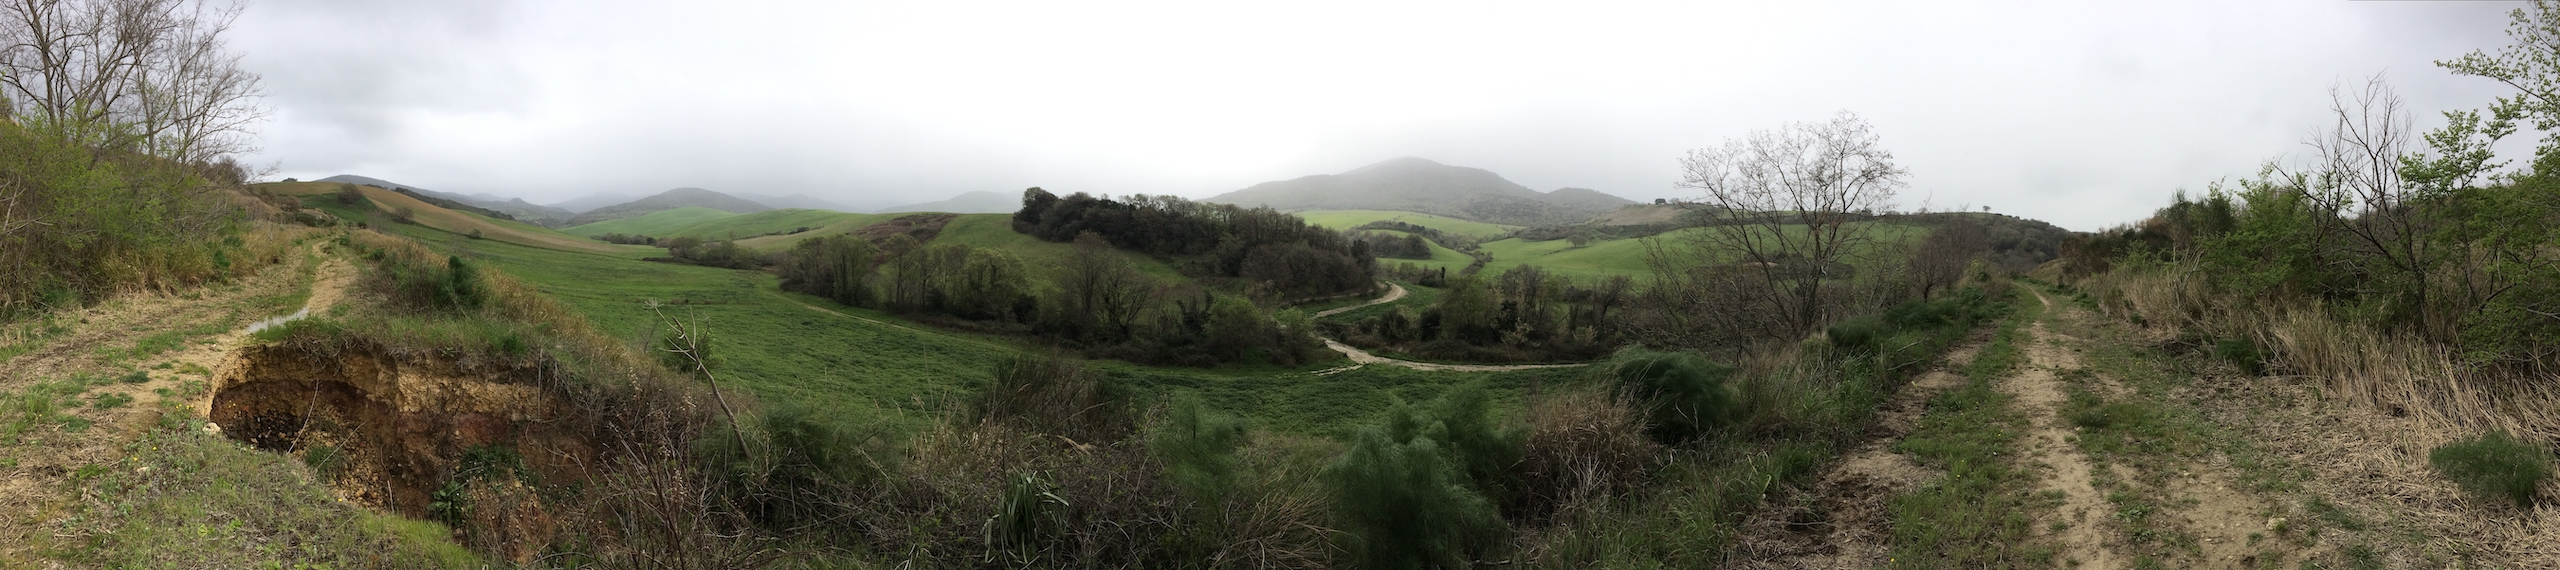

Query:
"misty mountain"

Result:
[[730, 192, 862, 213], [876, 191, 1019, 214], [546, 192, 636, 214], [1203, 157, 1635, 226], [567, 187, 774, 226], [317, 174, 578, 226]]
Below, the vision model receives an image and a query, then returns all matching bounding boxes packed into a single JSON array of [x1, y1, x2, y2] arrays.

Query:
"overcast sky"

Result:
[[235, 0, 2522, 230]]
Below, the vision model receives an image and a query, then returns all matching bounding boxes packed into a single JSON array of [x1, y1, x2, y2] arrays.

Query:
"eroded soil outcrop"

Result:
[[207, 343, 579, 520]]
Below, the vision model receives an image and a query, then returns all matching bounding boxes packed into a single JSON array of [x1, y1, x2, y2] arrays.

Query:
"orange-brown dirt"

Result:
[[204, 342, 573, 516]]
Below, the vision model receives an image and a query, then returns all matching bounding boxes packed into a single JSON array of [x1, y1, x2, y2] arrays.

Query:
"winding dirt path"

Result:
[[2012, 291, 2126, 569], [1311, 282, 1582, 373], [0, 238, 353, 564], [1314, 282, 1405, 318]]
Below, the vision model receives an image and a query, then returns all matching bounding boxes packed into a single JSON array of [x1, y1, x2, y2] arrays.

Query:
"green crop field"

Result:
[[1298, 209, 1521, 239], [561, 207, 743, 237]]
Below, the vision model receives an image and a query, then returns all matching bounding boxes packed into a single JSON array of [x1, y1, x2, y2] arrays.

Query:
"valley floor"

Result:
[[1731, 288, 2558, 569]]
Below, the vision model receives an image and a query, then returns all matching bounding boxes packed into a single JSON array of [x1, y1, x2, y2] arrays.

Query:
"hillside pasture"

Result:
[[1297, 209, 1522, 239], [560, 206, 740, 237], [261, 181, 632, 254], [1477, 220, 1930, 283]]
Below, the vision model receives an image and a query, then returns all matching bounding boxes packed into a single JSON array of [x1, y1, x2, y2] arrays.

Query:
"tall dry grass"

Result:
[[2071, 258, 2560, 447]]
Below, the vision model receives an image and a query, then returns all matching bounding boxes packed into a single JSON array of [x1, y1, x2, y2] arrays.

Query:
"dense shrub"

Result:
[[1594, 348, 1739, 444], [2429, 431, 2552, 508], [2213, 337, 2266, 376], [1321, 384, 1521, 568], [982, 352, 1126, 443], [1506, 387, 1659, 524], [0, 124, 247, 317], [1151, 391, 1249, 503], [1326, 418, 1506, 569], [372, 252, 486, 313]]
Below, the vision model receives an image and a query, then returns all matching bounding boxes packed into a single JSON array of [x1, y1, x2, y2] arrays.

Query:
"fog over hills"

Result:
[[877, 191, 1019, 214], [1205, 157, 1634, 226], [566, 187, 775, 226]]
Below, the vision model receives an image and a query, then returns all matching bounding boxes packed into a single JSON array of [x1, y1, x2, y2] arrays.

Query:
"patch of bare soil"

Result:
[[1729, 336, 1985, 569], [0, 241, 346, 565], [2007, 305, 2127, 569], [2031, 291, 2290, 569]]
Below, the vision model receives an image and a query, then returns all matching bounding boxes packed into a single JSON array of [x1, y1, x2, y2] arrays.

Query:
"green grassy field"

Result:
[[932, 214, 1192, 282], [1367, 229, 1477, 276], [561, 207, 741, 237], [1475, 221, 1930, 283], [370, 209, 1548, 436], [1298, 209, 1521, 239]]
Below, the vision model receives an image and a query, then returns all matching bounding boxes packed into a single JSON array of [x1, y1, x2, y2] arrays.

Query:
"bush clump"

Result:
[[2429, 430, 2552, 508], [1595, 348, 1738, 444], [1325, 384, 1519, 569], [981, 351, 1126, 443], [2213, 337, 2266, 375]]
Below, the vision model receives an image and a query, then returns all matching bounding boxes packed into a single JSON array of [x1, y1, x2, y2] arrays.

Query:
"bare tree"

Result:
[[1909, 217, 1990, 299], [2284, 77, 2454, 334], [0, 0, 266, 163], [1663, 111, 1906, 337]]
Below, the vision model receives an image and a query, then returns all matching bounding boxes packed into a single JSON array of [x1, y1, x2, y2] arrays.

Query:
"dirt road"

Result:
[[1311, 283, 1583, 373], [0, 239, 351, 563], [1735, 288, 2319, 569]]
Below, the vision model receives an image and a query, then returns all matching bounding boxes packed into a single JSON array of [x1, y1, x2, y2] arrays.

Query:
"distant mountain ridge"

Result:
[[877, 190, 1018, 214], [547, 192, 635, 215], [1204, 157, 1635, 226], [731, 192, 863, 213], [319, 175, 578, 226], [566, 187, 774, 226]]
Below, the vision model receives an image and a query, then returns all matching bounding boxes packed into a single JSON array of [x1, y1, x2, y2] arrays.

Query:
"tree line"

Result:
[[1013, 188, 1375, 302], [778, 230, 1330, 367]]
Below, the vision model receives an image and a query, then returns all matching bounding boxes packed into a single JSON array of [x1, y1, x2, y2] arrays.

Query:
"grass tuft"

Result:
[[2427, 430, 2552, 509]]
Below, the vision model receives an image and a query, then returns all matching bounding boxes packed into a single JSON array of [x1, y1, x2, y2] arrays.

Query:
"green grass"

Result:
[[1296, 209, 1521, 239], [1370, 230, 1478, 276], [933, 214, 1190, 282], [1476, 221, 1932, 283], [45, 408, 480, 568], [1477, 235, 1655, 282], [580, 208, 891, 244], [384, 215, 1540, 436], [1887, 296, 2058, 568], [561, 206, 742, 237]]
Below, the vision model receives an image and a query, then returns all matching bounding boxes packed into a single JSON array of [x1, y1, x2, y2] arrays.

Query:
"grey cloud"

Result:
[[233, 1, 2527, 230]]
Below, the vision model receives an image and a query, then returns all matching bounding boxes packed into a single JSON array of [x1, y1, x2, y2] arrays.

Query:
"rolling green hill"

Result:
[[562, 207, 741, 237], [1300, 209, 1522, 239], [1474, 221, 1931, 283], [1205, 157, 1635, 226], [362, 203, 1558, 436], [648, 209, 880, 242]]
